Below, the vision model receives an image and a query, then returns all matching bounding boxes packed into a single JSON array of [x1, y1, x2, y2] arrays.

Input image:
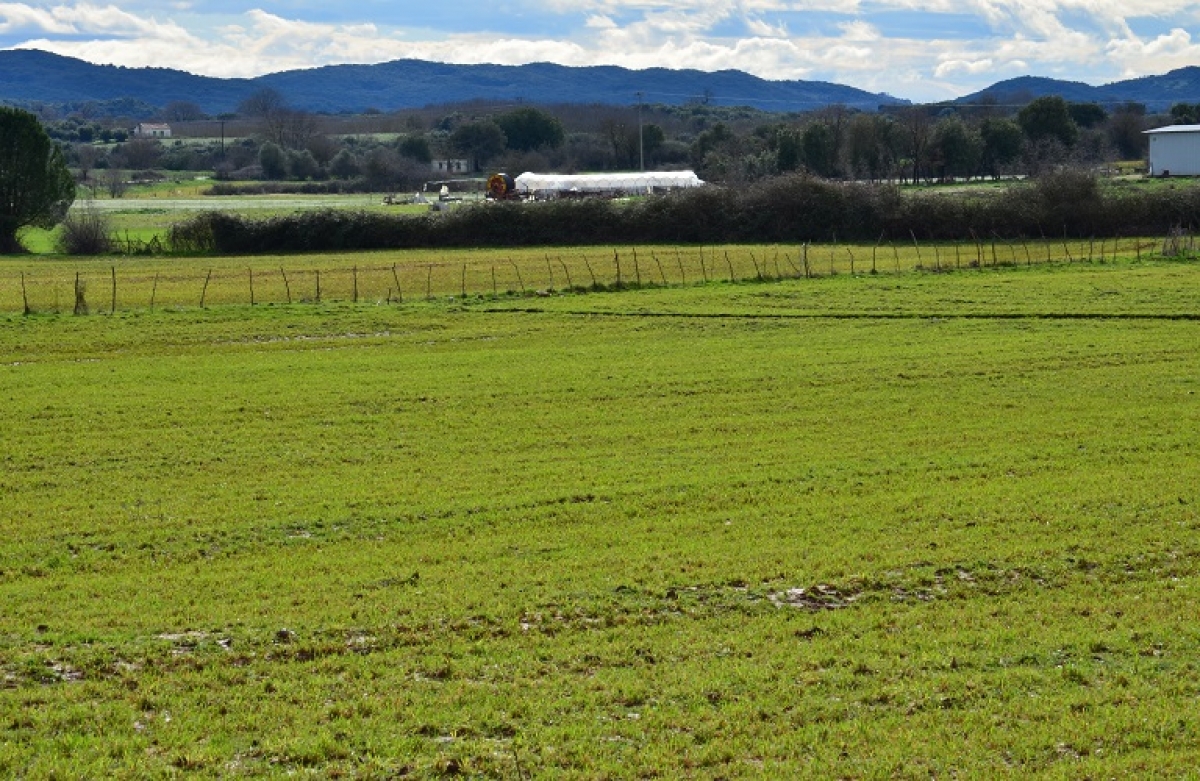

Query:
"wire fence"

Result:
[[0, 237, 1169, 316]]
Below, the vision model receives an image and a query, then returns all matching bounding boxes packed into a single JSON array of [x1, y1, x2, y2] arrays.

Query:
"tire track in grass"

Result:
[[485, 307, 1200, 322]]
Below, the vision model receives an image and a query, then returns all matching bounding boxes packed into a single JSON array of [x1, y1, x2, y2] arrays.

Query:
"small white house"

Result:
[[432, 159, 470, 174], [134, 122, 172, 139], [1144, 125, 1200, 176]]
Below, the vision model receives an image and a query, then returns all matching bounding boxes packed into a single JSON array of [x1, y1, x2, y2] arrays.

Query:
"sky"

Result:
[[2, 1, 1200, 103]]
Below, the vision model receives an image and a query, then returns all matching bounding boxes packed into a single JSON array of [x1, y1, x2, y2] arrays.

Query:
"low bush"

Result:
[[56, 204, 114, 255]]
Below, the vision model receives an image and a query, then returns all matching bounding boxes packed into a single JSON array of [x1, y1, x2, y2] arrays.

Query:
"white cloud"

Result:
[[584, 14, 617, 30], [1106, 27, 1200, 78], [0, 4, 76, 34], [0, 2, 169, 36], [934, 58, 995, 78], [838, 21, 880, 42], [745, 17, 788, 37]]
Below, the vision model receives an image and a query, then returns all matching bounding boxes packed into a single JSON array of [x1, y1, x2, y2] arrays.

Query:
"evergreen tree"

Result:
[[258, 142, 288, 180], [1018, 96, 1078, 147], [494, 107, 565, 152], [0, 106, 76, 253]]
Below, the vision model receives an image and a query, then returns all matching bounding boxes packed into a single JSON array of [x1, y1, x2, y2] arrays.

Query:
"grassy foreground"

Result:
[[1, 259, 1199, 777]]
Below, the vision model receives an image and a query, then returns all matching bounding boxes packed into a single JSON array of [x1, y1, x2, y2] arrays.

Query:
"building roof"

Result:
[[1144, 125, 1200, 135], [514, 171, 704, 194]]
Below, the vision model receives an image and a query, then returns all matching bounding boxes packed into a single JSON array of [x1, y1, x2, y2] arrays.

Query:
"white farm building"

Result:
[[1145, 125, 1200, 176], [514, 171, 704, 198]]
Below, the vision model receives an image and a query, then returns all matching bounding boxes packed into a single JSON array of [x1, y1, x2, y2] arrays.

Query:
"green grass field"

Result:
[[1, 257, 1198, 777]]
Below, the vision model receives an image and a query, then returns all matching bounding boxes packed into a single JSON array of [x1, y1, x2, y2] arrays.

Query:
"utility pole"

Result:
[[636, 91, 645, 171]]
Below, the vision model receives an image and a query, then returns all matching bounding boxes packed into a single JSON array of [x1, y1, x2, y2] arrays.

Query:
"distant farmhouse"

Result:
[[433, 159, 470, 174], [1145, 125, 1200, 176], [134, 122, 172, 139]]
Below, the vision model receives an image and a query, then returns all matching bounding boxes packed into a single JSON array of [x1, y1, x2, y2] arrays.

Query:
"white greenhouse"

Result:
[[513, 171, 704, 198], [1144, 125, 1200, 176]]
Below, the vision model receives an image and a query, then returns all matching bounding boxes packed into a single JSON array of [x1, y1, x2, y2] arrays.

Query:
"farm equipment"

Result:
[[487, 172, 518, 200]]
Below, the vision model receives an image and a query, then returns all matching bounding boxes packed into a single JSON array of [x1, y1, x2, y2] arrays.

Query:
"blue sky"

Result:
[[2, 1, 1200, 102]]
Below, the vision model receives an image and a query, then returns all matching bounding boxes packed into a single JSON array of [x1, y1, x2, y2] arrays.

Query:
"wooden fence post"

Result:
[[653, 252, 668, 285], [74, 272, 87, 315], [200, 269, 212, 308], [559, 258, 573, 290], [510, 260, 525, 294]]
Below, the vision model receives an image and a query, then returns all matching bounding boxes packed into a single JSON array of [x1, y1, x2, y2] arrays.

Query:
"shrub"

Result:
[[56, 205, 113, 255], [165, 172, 1200, 255], [168, 212, 221, 253]]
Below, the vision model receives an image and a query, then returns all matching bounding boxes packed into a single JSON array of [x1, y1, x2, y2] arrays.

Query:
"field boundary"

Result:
[[1, 237, 1182, 316]]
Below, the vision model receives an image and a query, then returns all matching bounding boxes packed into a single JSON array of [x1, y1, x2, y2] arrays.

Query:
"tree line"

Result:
[[0, 89, 1192, 254], [27, 86, 1174, 200]]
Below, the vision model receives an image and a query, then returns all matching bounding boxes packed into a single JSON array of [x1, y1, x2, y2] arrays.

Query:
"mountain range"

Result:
[[2, 48, 1199, 117], [0, 49, 903, 116], [955, 71, 1200, 111]]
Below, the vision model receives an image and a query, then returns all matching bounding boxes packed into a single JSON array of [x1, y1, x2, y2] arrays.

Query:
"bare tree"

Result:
[[237, 88, 287, 120], [273, 109, 320, 150], [102, 168, 128, 199], [897, 106, 934, 184], [74, 143, 101, 185], [160, 101, 207, 122], [116, 138, 162, 169], [237, 88, 316, 149]]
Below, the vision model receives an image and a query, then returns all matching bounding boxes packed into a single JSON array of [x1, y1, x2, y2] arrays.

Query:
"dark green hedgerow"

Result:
[[168, 172, 1200, 254]]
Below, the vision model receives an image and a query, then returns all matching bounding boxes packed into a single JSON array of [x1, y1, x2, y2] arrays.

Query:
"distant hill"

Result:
[[0, 49, 904, 116], [957, 67, 1200, 111], [0, 50, 259, 114], [7, 48, 1200, 119]]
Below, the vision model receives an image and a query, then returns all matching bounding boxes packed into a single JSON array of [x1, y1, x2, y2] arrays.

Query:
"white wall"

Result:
[[1147, 130, 1200, 176]]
